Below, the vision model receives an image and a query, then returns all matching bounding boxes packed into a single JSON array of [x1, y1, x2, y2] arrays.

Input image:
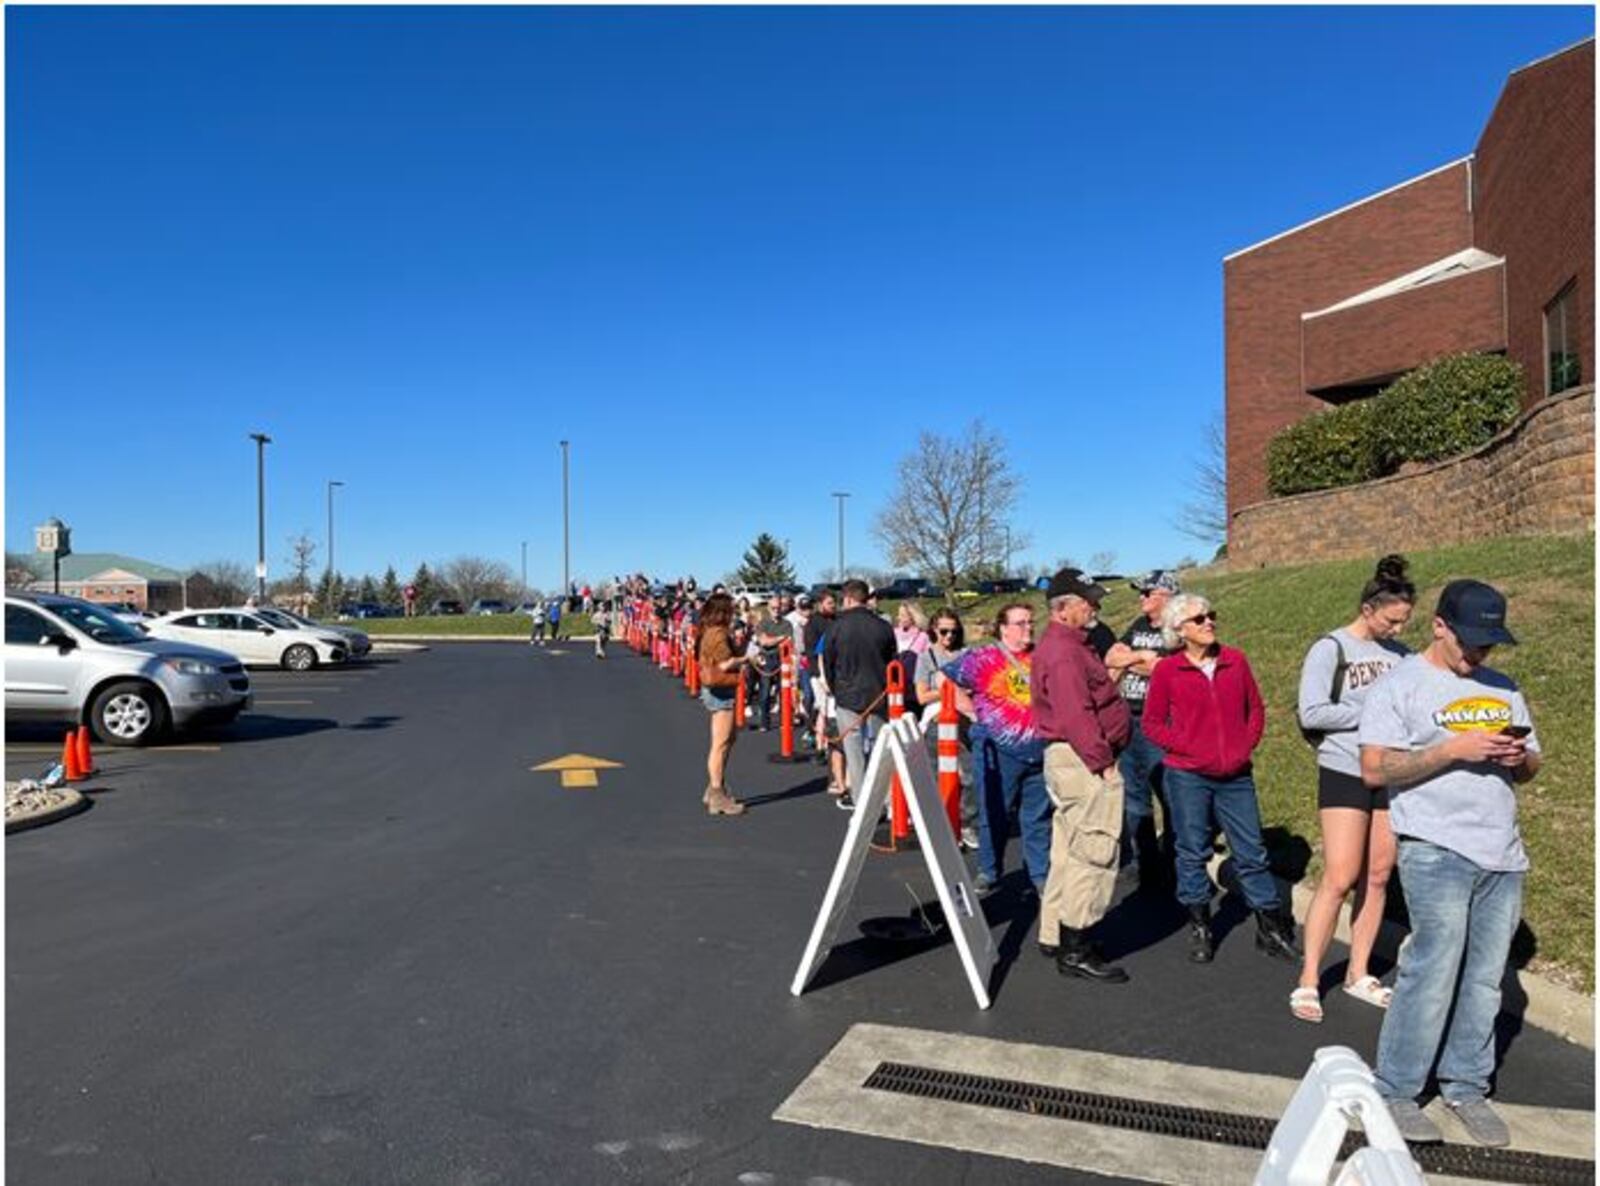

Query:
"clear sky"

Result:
[[7, 5, 1592, 590]]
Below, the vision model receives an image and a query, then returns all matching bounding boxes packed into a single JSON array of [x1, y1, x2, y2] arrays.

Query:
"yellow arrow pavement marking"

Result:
[[531, 753, 624, 789]]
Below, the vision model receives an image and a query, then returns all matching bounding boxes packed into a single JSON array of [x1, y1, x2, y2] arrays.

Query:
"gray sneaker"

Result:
[[1386, 1098, 1443, 1144], [1447, 1097, 1511, 1147]]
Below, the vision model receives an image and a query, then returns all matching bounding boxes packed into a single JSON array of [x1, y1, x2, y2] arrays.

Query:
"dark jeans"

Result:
[[974, 731, 1051, 889], [1164, 767, 1280, 912], [1118, 718, 1174, 871], [754, 666, 780, 729]]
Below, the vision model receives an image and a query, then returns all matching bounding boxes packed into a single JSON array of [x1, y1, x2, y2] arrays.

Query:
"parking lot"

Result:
[[7, 643, 1595, 1185]]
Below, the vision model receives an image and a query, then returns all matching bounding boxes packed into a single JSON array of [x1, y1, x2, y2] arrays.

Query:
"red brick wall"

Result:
[[1474, 41, 1595, 401], [1301, 264, 1506, 393], [1224, 163, 1474, 517]]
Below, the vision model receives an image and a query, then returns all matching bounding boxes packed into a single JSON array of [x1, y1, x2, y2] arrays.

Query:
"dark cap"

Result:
[[796, 594, 814, 608], [1436, 579, 1516, 648], [1046, 567, 1108, 604], [1130, 569, 1182, 595]]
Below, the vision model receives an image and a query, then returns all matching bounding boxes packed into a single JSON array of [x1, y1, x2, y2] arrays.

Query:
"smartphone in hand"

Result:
[[1500, 724, 1532, 739]]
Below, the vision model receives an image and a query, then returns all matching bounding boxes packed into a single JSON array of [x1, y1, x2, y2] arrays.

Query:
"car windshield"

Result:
[[50, 600, 147, 644]]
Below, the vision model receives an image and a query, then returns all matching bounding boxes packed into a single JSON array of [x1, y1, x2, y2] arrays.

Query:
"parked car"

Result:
[[728, 586, 775, 607], [143, 608, 347, 671], [5, 591, 251, 746], [256, 606, 372, 659], [974, 578, 1028, 595], [876, 578, 936, 601], [429, 599, 465, 616], [469, 599, 512, 615], [337, 602, 391, 620], [513, 601, 542, 615]]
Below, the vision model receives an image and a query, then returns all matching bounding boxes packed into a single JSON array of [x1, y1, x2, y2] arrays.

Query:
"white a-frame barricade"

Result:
[[790, 714, 997, 1009]]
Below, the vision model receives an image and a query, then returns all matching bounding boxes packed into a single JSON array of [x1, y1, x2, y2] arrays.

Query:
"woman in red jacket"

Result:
[[1142, 593, 1299, 965]]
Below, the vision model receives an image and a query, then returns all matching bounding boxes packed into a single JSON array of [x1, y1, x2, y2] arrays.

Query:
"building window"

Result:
[[1545, 280, 1581, 395]]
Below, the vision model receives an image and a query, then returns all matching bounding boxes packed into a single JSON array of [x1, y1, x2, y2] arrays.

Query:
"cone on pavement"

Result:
[[62, 731, 85, 782], [75, 725, 97, 777]]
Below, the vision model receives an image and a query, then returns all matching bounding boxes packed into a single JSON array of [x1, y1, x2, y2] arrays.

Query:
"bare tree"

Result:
[[6, 551, 42, 588], [285, 532, 318, 597], [188, 560, 252, 607], [872, 420, 1024, 594], [1173, 413, 1229, 547], [1089, 550, 1118, 576], [441, 555, 518, 605]]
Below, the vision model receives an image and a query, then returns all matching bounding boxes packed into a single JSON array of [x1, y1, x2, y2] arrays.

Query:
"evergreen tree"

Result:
[[410, 562, 437, 610], [379, 565, 403, 608], [735, 533, 796, 587], [357, 574, 379, 603]]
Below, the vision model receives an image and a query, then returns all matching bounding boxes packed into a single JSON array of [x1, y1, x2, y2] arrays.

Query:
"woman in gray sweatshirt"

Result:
[[1292, 555, 1416, 1023]]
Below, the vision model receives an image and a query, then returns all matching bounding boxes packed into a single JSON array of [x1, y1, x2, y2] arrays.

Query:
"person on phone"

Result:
[[1292, 555, 1415, 1023], [1359, 579, 1540, 1148]]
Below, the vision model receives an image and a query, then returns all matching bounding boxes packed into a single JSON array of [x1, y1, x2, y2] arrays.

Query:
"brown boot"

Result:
[[707, 786, 747, 816], [702, 783, 716, 805]]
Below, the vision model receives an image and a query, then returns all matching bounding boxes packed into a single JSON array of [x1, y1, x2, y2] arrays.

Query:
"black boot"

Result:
[[1186, 904, 1214, 964], [1055, 927, 1129, 984], [1255, 908, 1300, 962]]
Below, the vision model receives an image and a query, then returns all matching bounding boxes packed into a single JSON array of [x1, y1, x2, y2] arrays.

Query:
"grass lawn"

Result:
[[888, 534, 1595, 990]]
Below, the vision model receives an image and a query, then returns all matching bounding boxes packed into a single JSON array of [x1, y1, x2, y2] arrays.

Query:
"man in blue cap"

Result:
[[1358, 579, 1541, 1148]]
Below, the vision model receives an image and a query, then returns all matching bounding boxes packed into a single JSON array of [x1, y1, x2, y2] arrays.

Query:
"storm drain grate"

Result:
[[862, 1061, 1595, 1186]]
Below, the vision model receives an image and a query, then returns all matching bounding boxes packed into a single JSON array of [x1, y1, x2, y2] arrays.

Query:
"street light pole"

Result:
[[248, 432, 272, 602], [831, 492, 850, 581], [521, 540, 528, 600], [560, 440, 571, 598], [327, 480, 345, 598]]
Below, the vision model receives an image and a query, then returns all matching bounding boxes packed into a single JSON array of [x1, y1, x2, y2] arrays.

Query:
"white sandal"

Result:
[[1290, 987, 1323, 1024], [1343, 975, 1393, 1009]]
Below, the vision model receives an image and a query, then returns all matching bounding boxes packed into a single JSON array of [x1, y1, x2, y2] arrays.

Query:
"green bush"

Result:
[[1265, 352, 1525, 497], [1265, 400, 1380, 496], [1368, 352, 1524, 472]]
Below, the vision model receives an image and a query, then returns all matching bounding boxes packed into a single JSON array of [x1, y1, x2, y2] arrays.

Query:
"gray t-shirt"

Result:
[[915, 644, 966, 699], [1298, 628, 1410, 776], [1357, 653, 1538, 872]]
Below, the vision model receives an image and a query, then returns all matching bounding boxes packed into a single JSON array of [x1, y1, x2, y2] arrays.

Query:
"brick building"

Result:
[[1224, 39, 1594, 528], [25, 553, 190, 613]]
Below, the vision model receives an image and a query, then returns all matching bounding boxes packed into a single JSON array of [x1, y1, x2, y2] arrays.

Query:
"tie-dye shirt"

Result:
[[944, 643, 1042, 755]]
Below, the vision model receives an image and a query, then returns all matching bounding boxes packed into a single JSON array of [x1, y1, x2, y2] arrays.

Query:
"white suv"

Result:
[[5, 591, 251, 746]]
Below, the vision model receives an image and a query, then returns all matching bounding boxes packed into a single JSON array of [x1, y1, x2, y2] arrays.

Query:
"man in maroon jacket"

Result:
[[1032, 568, 1134, 983]]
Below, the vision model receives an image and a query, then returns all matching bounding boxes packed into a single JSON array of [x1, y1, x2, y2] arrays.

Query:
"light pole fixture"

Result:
[[831, 492, 850, 581], [327, 480, 345, 594], [248, 432, 272, 602], [560, 440, 571, 598]]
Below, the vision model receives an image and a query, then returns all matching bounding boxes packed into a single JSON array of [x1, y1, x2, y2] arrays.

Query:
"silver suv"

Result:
[[4, 591, 252, 746]]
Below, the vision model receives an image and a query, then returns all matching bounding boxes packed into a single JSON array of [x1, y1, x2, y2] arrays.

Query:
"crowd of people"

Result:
[[605, 558, 1540, 1148]]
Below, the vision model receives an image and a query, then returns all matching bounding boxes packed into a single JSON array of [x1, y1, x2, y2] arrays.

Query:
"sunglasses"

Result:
[[1184, 611, 1218, 626], [935, 627, 957, 636]]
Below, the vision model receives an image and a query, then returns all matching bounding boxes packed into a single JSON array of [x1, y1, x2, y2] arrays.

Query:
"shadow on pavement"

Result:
[[207, 716, 340, 743], [741, 775, 831, 808], [346, 715, 402, 732]]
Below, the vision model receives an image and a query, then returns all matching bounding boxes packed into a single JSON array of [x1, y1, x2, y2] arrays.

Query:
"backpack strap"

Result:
[[1326, 634, 1349, 705]]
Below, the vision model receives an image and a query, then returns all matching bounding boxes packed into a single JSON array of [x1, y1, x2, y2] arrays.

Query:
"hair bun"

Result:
[[1375, 554, 1408, 582]]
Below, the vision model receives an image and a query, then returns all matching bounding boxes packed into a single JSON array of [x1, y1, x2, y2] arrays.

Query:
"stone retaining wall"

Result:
[[1230, 386, 1594, 568]]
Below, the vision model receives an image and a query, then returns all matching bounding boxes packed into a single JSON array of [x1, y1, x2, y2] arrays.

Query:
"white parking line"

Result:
[[251, 700, 314, 706], [774, 1023, 1592, 1184], [4, 744, 222, 754]]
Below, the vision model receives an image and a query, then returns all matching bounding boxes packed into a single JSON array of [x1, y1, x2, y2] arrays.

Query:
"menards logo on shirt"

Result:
[[1433, 697, 1513, 732]]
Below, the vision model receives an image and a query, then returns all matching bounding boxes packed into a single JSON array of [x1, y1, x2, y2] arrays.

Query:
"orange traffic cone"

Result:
[[62, 731, 84, 782], [75, 725, 97, 777]]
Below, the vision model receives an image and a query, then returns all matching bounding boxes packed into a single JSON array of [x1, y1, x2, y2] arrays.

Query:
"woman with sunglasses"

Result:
[[915, 610, 978, 849], [1142, 594, 1298, 964], [1291, 555, 1415, 1023]]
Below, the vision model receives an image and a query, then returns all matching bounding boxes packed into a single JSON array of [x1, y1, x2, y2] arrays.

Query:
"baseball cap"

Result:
[[1130, 569, 1182, 595], [1436, 579, 1516, 647], [796, 594, 814, 608], [1046, 567, 1108, 604]]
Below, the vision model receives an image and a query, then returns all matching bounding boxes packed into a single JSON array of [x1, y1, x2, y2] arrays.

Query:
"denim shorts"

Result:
[[700, 686, 736, 713]]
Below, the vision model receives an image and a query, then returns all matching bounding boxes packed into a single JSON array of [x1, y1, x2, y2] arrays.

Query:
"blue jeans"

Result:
[[1375, 840, 1524, 1104], [974, 732, 1051, 889], [1118, 718, 1171, 867], [1164, 767, 1280, 911]]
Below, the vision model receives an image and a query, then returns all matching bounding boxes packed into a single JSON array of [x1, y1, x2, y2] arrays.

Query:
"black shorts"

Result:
[[1318, 766, 1389, 812]]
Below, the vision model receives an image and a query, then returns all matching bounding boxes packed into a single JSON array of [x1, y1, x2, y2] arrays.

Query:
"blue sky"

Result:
[[7, 6, 1592, 590]]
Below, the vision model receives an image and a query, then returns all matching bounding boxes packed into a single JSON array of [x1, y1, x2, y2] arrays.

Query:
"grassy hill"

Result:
[[899, 534, 1595, 990]]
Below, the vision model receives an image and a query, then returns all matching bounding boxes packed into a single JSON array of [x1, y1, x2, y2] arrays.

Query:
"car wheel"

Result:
[[90, 681, 168, 747], [283, 644, 317, 672]]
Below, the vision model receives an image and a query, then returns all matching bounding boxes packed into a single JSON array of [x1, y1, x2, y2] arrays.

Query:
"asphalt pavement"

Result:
[[6, 643, 1593, 1185]]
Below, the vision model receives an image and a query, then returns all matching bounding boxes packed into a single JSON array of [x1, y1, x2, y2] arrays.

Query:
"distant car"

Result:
[[5, 591, 251, 745], [257, 607, 372, 659], [876, 578, 935, 601], [144, 608, 347, 671], [470, 599, 512, 615], [429, 599, 465, 616], [338, 602, 394, 620], [728, 586, 774, 608], [975, 578, 1028, 595], [513, 601, 542, 615]]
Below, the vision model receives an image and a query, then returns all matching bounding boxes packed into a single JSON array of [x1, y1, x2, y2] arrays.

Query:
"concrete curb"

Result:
[[1207, 852, 1594, 1049], [6, 788, 90, 834], [369, 641, 431, 653]]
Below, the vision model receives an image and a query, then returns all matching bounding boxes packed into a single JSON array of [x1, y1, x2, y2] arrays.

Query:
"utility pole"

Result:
[[249, 432, 272, 602], [831, 492, 850, 581], [521, 540, 528, 600], [326, 480, 345, 600], [560, 440, 571, 598]]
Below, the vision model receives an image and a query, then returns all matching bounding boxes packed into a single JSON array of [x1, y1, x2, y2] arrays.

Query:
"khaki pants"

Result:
[[1039, 742, 1125, 942]]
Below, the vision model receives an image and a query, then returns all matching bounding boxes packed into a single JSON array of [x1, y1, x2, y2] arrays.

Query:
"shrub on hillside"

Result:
[[1265, 352, 1525, 497]]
